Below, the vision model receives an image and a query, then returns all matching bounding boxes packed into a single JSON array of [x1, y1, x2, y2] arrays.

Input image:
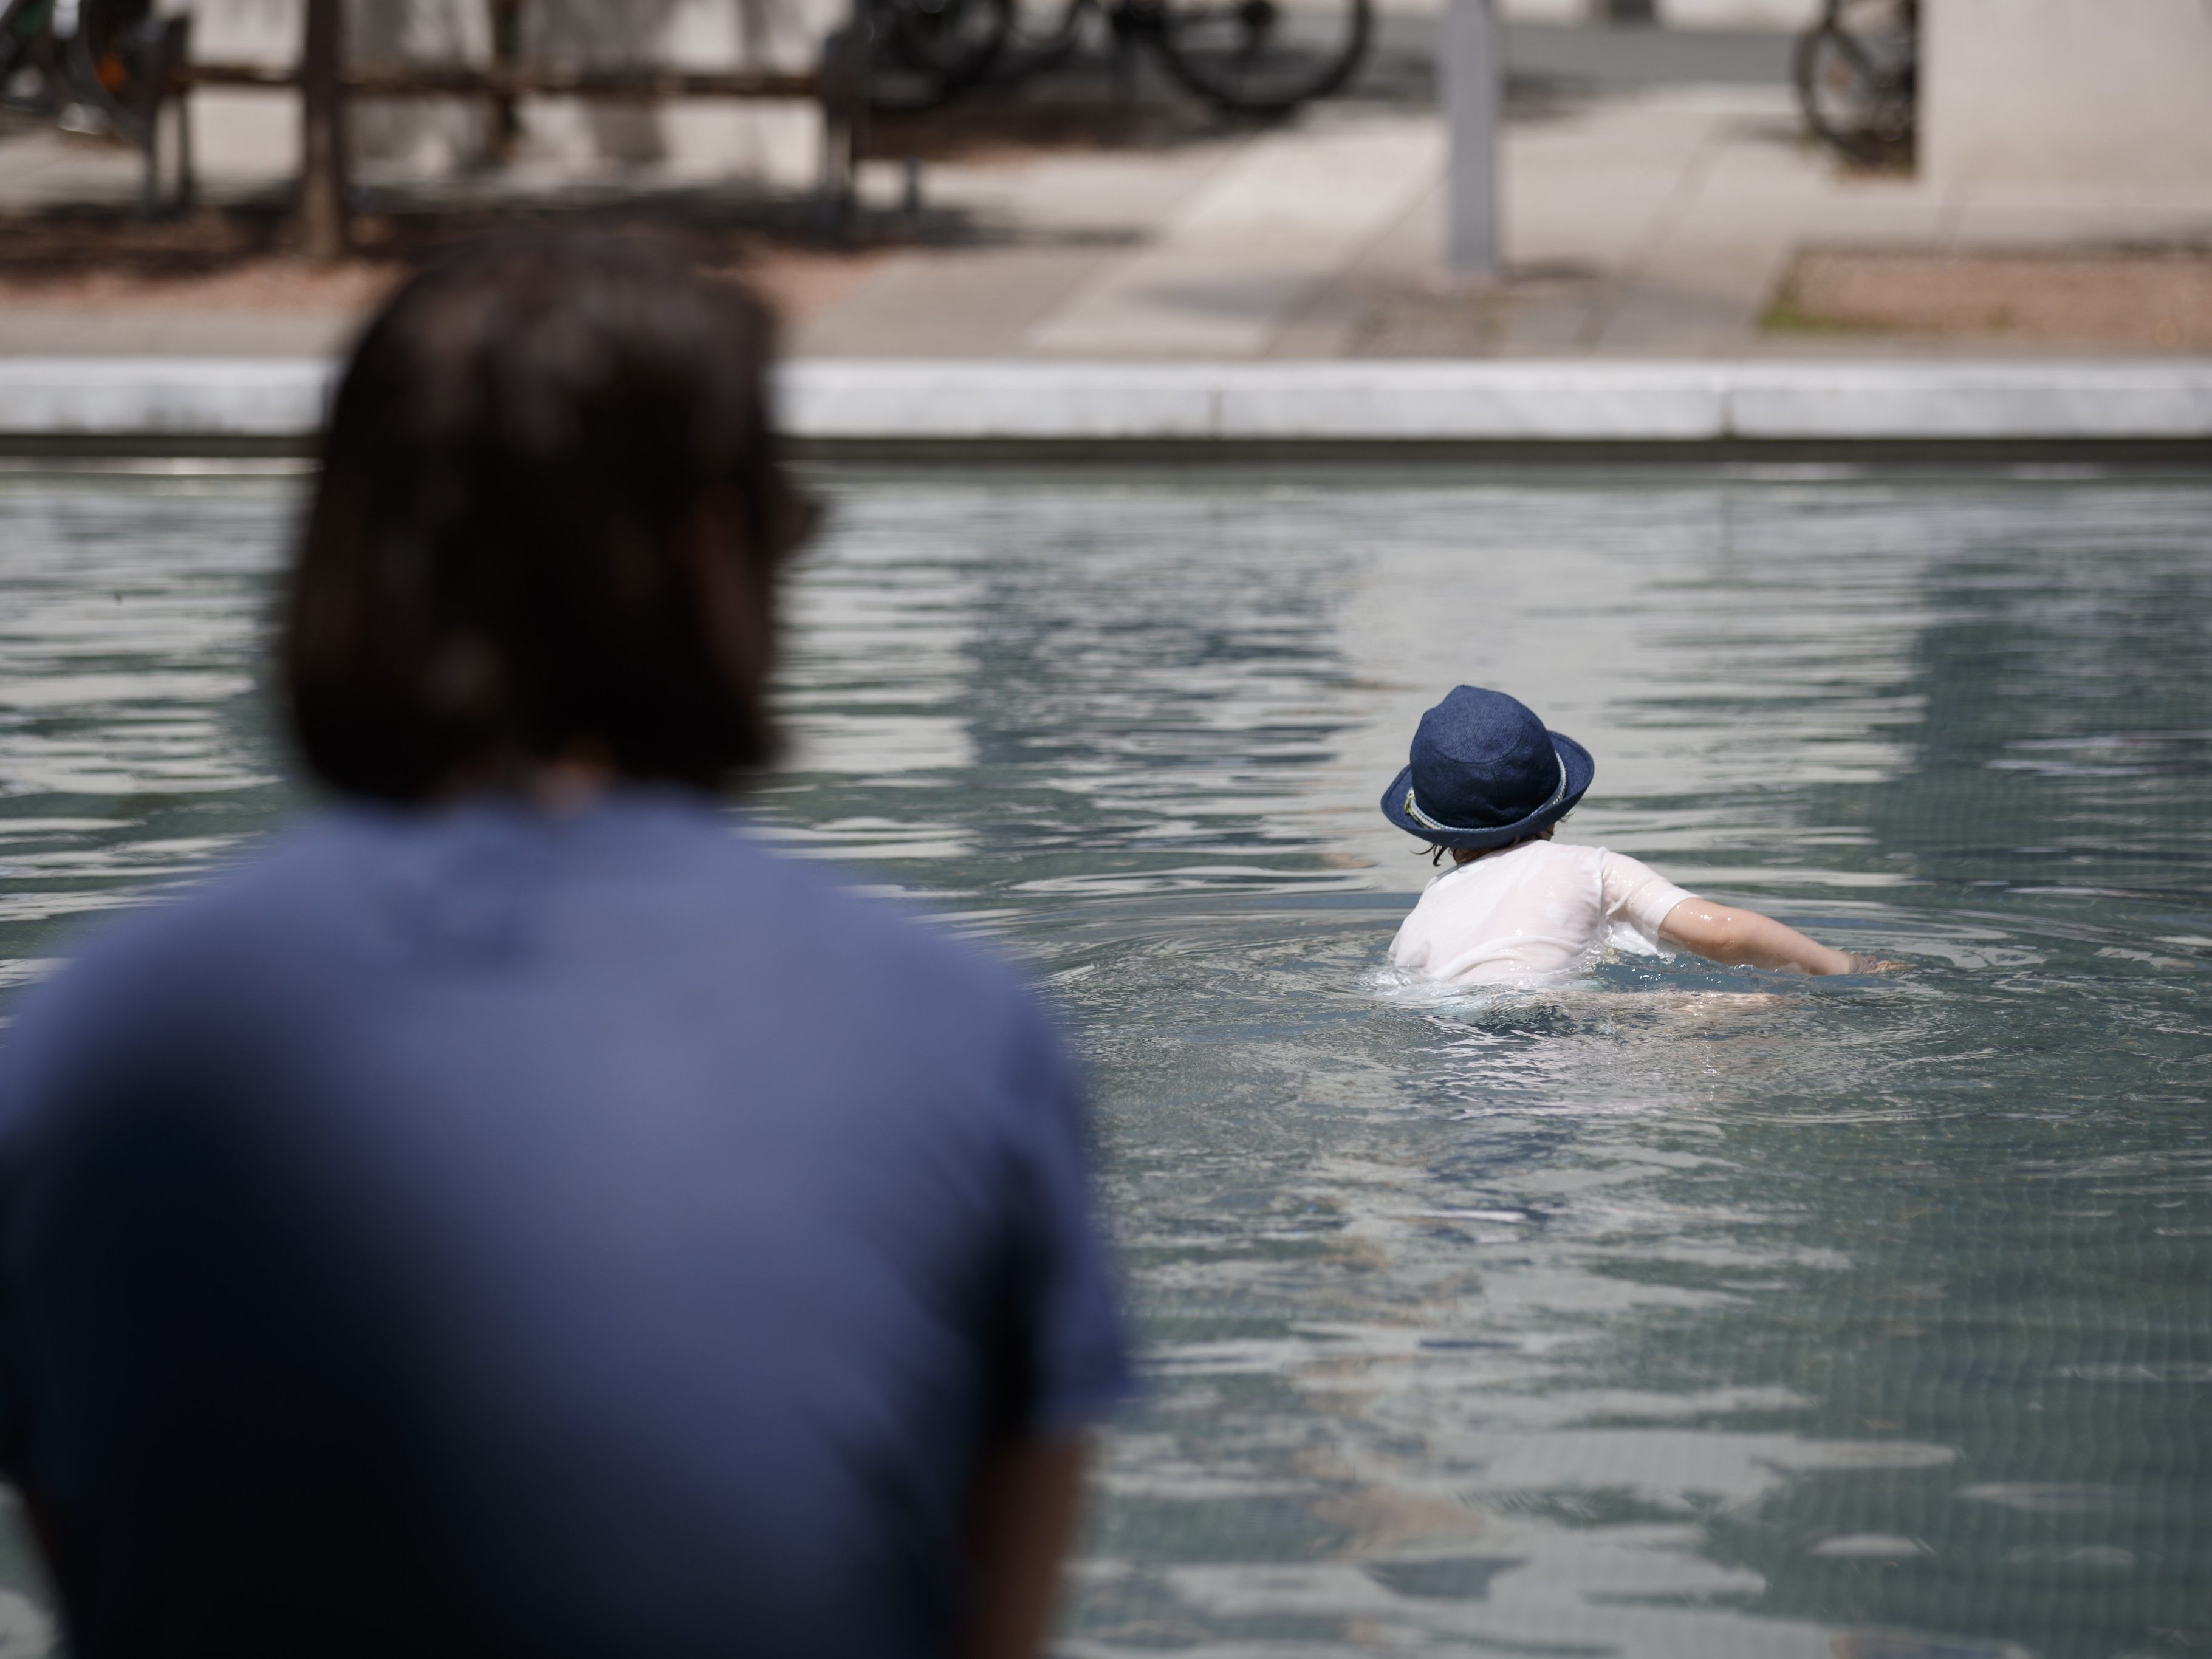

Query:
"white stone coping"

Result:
[[0, 358, 334, 441], [4, 357, 2212, 445]]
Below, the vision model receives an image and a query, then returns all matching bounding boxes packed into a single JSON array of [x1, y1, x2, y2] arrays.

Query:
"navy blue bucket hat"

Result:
[[1380, 686, 1594, 850]]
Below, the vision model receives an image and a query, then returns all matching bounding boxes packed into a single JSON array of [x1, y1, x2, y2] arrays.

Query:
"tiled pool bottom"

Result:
[[2, 470, 2209, 1657]]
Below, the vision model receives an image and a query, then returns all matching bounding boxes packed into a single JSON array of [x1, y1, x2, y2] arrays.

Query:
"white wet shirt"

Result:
[[1388, 840, 1694, 985]]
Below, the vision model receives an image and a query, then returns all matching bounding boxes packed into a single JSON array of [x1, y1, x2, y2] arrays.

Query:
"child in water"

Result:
[[1383, 686, 1878, 985]]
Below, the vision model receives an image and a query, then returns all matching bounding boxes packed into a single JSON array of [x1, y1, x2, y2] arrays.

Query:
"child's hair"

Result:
[[284, 230, 815, 803], [1417, 822, 1564, 867]]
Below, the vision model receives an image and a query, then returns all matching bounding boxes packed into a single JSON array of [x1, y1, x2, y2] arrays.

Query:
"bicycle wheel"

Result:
[[41, 0, 156, 139], [1008, 0, 1092, 64], [0, 0, 61, 120], [1149, 0, 1369, 117], [1793, 0, 1915, 165], [871, 0, 1012, 110]]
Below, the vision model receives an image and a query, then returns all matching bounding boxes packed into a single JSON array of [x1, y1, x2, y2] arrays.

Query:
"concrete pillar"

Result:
[[1442, 0, 1502, 283], [1923, 0, 2212, 186]]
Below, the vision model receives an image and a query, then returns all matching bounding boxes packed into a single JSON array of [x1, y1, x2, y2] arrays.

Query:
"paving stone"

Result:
[[10, 20, 2212, 360]]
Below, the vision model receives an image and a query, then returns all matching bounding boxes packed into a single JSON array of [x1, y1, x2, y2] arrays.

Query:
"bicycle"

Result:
[[869, 0, 1370, 117], [2, 0, 158, 140], [1, 0, 191, 208], [866, 0, 1015, 113], [1794, 0, 1916, 166]]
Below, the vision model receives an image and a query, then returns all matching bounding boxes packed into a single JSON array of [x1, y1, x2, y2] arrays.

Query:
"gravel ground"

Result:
[[12, 213, 2212, 355], [1771, 246, 2212, 350], [0, 203, 885, 331]]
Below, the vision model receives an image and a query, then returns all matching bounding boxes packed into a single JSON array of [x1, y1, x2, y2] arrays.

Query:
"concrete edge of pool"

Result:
[[4, 357, 2212, 465]]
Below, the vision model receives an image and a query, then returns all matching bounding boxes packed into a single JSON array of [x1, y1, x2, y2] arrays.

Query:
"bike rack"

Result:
[[27, 10, 203, 219], [154, 0, 870, 229]]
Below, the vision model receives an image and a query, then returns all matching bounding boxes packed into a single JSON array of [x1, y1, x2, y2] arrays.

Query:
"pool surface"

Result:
[[1, 469, 2208, 1658]]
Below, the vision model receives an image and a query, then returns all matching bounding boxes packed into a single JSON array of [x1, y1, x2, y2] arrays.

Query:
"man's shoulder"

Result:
[[742, 843, 1044, 1044], [4, 813, 372, 1031], [639, 816, 1068, 1112], [4, 801, 1056, 1092], [64, 809, 428, 980], [535, 801, 1053, 1062], [0, 821, 338, 1130], [18, 796, 1039, 1007]]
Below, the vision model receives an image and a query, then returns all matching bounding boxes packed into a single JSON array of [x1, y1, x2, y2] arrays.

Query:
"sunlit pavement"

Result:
[[4, 18, 2212, 360]]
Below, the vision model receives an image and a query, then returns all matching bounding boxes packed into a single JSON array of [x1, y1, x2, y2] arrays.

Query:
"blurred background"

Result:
[[2, 0, 2210, 360], [5, 6, 2212, 1659]]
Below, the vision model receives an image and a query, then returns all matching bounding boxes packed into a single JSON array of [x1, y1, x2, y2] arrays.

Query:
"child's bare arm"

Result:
[[1657, 897, 1864, 976]]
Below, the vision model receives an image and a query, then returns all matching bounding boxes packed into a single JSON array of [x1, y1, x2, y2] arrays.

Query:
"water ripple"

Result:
[[3, 471, 2210, 1658]]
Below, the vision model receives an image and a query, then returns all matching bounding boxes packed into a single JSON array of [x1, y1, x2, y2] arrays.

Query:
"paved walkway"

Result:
[[799, 84, 2212, 358], [5, 21, 2212, 359]]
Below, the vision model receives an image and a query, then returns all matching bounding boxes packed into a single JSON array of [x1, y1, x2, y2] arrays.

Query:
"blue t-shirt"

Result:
[[0, 793, 1129, 1659]]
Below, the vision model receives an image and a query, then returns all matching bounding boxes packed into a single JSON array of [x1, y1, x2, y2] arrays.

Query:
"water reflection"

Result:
[[778, 482, 1375, 904], [0, 479, 281, 964], [0, 470, 2207, 1659]]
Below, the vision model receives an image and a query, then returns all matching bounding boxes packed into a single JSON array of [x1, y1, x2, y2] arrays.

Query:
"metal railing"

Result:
[[1, 0, 869, 235]]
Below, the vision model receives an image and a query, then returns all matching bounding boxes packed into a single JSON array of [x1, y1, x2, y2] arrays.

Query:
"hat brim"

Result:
[[1380, 733, 1595, 850]]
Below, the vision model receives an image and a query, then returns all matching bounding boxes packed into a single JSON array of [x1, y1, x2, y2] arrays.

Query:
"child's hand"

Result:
[[1845, 954, 1905, 974]]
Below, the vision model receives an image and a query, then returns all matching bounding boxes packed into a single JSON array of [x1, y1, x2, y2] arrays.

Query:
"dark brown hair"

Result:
[[283, 231, 812, 802], [1422, 823, 1561, 867]]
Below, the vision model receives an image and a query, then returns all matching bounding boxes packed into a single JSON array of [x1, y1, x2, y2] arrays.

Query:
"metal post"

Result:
[[1442, 0, 1502, 283], [139, 103, 160, 219], [815, 4, 867, 239], [174, 54, 196, 211], [165, 14, 193, 213], [300, 0, 350, 262], [136, 14, 190, 217], [488, 0, 522, 164]]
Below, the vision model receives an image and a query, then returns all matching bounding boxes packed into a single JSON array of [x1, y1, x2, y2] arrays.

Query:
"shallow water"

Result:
[[2, 468, 2209, 1658]]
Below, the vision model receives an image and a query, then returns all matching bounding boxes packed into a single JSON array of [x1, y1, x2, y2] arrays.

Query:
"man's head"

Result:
[[284, 231, 811, 802]]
